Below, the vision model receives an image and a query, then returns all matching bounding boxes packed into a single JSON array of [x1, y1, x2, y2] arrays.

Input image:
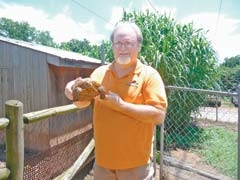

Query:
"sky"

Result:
[[0, 0, 239, 63]]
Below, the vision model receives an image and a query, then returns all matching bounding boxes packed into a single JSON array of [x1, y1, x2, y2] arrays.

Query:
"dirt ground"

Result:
[[162, 148, 232, 180]]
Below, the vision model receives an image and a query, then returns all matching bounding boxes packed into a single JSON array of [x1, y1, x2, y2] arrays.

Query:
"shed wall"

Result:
[[47, 64, 94, 142], [0, 39, 100, 151], [0, 41, 50, 150]]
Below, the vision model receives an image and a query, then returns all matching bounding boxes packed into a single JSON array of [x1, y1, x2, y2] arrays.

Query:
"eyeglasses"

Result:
[[113, 42, 137, 49]]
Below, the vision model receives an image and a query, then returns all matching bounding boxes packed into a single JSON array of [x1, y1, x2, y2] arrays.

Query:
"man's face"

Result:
[[112, 27, 141, 66]]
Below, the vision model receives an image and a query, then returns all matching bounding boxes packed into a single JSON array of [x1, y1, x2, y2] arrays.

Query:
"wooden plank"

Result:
[[31, 50, 48, 110], [0, 42, 4, 68], [0, 68, 9, 117], [53, 138, 95, 180], [0, 41, 12, 69], [38, 52, 49, 109], [18, 46, 27, 111], [12, 45, 22, 102], [5, 43, 14, 100], [0, 42, 13, 144], [25, 48, 33, 112], [23, 104, 89, 124], [0, 42, 12, 118]]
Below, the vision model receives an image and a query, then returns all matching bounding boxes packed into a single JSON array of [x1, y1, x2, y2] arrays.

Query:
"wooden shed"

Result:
[[0, 36, 103, 151]]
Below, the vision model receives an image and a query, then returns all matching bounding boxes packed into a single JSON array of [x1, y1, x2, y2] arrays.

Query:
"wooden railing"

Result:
[[0, 100, 94, 180]]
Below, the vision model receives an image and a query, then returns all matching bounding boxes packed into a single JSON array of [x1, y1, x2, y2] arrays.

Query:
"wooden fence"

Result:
[[1, 86, 238, 180], [0, 100, 94, 180]]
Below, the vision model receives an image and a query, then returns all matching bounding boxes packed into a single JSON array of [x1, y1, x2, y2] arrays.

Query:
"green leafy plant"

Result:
[[121, 10, 219, 148]]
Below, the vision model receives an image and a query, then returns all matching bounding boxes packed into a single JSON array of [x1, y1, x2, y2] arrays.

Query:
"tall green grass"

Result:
[[194, 127, 237, 179]]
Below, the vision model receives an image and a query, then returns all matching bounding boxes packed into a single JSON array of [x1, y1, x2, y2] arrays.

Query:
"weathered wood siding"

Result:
[[47, 64, 94, 140], [0, 37, 102, 151], [0, 40, 50, 150], [0, 42, 12, 118], [0, 40, 49, 114]]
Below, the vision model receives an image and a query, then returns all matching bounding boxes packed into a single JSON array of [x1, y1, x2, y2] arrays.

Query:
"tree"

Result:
[[34, 30, 56, 47], [222, 55, 240, 68], [219, 55, 240, 91], [0, 17, 56, 47], [60, 39, 91, 53], [59, 38, 113, 62]]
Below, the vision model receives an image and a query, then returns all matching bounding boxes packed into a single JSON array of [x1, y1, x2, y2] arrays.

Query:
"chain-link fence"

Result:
[[157, 86, 239, 180]]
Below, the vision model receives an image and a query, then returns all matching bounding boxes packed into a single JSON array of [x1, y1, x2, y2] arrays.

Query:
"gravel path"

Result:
[[197, 106, 238, 123]]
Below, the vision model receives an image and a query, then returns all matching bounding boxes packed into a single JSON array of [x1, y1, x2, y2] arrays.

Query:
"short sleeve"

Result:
[[142, 66, 168, 111]]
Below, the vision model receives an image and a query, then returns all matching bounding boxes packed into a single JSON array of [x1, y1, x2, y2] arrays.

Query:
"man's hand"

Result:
[[65, 80, 76, 101], [97, 91, 123, 111], [65, 77, 93, 108]]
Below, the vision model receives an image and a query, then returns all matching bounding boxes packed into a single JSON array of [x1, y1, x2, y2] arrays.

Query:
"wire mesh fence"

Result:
[[23, 128, 93, 180], [159, 86, 238, 180]]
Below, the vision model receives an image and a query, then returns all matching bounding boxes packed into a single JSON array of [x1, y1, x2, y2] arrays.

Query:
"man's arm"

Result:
[[97, 91, 166, 125], [119, 101, 166, 125]]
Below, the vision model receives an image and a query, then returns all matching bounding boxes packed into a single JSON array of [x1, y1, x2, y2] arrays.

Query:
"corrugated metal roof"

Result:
[[0, 36, 102, 64]]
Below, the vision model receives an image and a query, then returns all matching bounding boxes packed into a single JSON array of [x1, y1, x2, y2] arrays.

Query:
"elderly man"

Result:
[[65, 21, 168, 180]]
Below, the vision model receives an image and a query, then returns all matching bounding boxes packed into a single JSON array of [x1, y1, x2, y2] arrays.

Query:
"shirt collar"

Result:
[[108, 60, 143, 75]]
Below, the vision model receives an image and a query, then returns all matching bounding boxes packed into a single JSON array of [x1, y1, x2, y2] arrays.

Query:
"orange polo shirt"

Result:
[[90, 60, 167, 169]]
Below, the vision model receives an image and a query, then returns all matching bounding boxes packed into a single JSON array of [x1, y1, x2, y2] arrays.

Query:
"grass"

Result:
[[194, 127, 237, 179], [159, 125, 238, 179]]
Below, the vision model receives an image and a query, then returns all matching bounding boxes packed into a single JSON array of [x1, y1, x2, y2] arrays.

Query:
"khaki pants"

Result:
[[93, 163, 155, 180]]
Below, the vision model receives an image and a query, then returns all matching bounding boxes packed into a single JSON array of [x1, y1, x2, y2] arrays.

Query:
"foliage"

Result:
[[156, 122, 205, 151], [101, 41, 114, 62], [222, 55, 240, 67], [219, 55, 240, 91], [121, 10, 220, 143], [0, 17, 56, 47], [60, 38, 96, 56], [195, 127, 237, 179], [59, 39, 113, 62], [122, 10, 219, 89]]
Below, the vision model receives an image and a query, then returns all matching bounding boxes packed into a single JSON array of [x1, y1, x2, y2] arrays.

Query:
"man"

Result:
[[65, 21, 168, 180]]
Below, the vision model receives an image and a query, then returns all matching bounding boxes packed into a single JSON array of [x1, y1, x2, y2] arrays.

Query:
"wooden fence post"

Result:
[[5, 100, 24, 180]]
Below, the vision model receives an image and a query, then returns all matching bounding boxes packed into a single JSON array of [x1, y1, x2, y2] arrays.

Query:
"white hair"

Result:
[[110, 21, 143, 44]]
